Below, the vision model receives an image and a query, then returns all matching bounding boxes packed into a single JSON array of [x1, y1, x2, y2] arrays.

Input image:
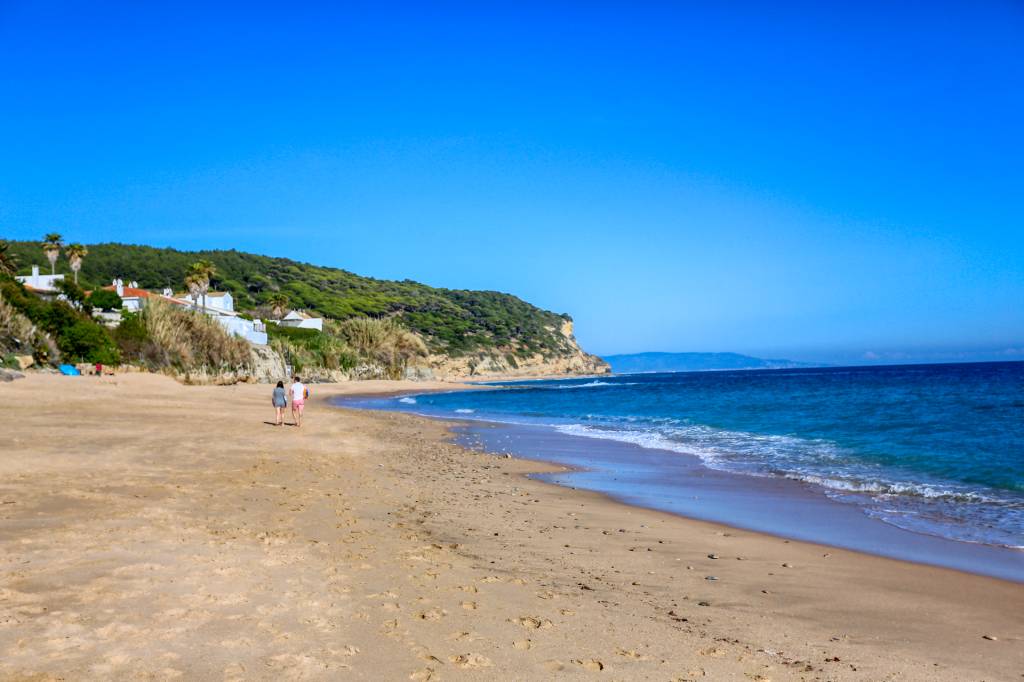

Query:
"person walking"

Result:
[[290, 376, 308, 427], [272, 380, 288, 426]]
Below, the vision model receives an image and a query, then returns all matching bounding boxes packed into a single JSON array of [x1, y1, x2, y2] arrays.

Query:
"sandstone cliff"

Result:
[[420, 319, 610, 381]]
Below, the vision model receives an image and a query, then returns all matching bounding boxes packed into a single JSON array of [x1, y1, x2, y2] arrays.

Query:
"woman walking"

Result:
[[290, 376, 308, 428], [272, 380, 288, 426]]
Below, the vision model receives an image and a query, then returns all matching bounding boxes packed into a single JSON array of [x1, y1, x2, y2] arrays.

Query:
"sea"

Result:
[[339, 361, 1024, 580]]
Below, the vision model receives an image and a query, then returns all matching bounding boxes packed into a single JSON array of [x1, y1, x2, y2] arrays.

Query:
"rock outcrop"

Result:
[[422, 319, 610, 380], [249, 345, 287, 383]]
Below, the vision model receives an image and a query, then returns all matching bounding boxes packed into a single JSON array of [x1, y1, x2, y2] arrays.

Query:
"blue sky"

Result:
[[2, 2, 1022, 363]]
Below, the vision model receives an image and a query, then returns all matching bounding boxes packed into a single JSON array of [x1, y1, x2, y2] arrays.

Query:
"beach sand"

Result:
[[0, 373, 1020, 680]]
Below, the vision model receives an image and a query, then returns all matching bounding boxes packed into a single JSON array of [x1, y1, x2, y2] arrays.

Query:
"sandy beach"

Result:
[[1, 374, 1021, 681]]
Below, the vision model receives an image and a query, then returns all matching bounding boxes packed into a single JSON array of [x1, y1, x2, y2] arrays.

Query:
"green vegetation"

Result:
[[2, 240, 576, 358], [0, 278, 114, 364], [267, 317, 428, 379], [59, 320, 119, 365], [267, 324, 358, 374], [0, 241, 17, 276], [88, 288, 123, 311]]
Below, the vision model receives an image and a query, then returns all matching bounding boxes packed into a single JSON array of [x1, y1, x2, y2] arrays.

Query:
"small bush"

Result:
[[88, 288, 123, 311], [59, 320, 120, 364], [57, 280, 92, 313], [113, 312, 149, 362]]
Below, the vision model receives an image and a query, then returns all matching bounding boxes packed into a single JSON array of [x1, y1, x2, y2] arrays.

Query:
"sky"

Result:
[[1, 1, 1022, 364]]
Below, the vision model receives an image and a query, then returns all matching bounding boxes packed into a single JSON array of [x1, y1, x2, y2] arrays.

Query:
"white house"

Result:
[[106, 280, 154, 312], [213, 311, 268, 345], [179, 291, 234, 313], [279, 310, 324, 332], [16, 265, 64, 292], [100, 283, 267, 346]]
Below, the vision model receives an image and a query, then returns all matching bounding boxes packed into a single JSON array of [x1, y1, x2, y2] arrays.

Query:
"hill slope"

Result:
[[4, 240, 607, 376], [603, 352, 819, 373]]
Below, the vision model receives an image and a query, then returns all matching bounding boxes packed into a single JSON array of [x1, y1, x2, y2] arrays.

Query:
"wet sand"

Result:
[[1, 373, 1021, 680]]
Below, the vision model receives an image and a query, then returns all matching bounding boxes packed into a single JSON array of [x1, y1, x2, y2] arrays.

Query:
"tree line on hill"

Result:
[[1, 236, 581, 379]]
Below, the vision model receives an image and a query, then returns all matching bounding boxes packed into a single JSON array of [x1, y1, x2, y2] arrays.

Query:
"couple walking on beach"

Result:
[[272, 376, 308, 427]]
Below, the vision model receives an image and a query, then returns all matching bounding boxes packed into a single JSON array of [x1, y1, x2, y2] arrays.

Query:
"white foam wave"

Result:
[[797, 475, 997, 504], [553, 423, 1010, 508], [455, 408, 475, 414], [398, 396, 417, 404]]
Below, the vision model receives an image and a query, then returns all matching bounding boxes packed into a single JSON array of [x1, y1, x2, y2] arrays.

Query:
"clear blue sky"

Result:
[[2, 2, 1022, 364]]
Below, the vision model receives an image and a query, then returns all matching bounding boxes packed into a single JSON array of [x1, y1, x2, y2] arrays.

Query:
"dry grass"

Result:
[[0, 291, 58, 362], [329, 317, 428, 379], [141, 299, 251, 373]]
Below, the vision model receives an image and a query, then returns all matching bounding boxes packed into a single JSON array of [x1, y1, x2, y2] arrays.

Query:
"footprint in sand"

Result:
[[512, 616, 553, 630], [416, 608, 447, 621], [461, 601, 478, 610], [408, 667, 436, 681], [572, 659, 606, 671], [513, 639, 532, 650], [449, 653, 493, 668]]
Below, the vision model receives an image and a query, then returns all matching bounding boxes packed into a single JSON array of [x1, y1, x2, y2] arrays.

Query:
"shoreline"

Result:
[[1, 374, 1021, 680], [337, 391, 1024, 583]]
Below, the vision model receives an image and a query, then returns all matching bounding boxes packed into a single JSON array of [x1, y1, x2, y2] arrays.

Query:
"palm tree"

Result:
[[42, 233, 63, 275], [0, 241, 17, 277], [65, 243, 88, 284], [185, 259, 216, 312], [267, 292, 289, 319]]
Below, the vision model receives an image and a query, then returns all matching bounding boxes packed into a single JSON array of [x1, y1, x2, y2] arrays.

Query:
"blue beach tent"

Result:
[[58, 364, 81, 376]]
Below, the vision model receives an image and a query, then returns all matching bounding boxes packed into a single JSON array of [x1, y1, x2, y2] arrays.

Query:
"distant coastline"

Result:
[[602, 351, 821, 374]]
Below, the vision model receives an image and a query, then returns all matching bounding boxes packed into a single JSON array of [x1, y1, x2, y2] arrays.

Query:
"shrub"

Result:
[[0, 285, 59, 363], [59, 320, 120, 364], [113, 312, 149, 362], [330, 317, 427, 379], [88, 288, 123, 311], [57, 280, 92, 313], [267, 323, 358, 373]]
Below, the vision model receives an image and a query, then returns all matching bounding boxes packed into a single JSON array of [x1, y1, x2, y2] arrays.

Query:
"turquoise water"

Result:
[[382, 362, 1024, 550]]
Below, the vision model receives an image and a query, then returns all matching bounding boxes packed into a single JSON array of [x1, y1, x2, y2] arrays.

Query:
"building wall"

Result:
[[215, 315, 267, 345], [280, 317, 324, 332], [15, 266, 64, 292]]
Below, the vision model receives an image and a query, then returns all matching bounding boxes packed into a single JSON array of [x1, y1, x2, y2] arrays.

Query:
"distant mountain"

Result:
[[603, 352, 821, 374]]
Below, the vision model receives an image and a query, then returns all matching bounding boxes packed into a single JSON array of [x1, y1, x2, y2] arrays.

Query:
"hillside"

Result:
[[3, 240, 607, 376], [603, 352, 819, 374]]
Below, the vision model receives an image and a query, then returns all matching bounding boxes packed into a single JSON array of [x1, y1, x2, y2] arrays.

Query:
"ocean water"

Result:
[[373, 362, 1024, 551]]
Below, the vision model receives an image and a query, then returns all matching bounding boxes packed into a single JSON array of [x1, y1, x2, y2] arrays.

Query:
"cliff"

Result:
[[423, 319, 610, 380]]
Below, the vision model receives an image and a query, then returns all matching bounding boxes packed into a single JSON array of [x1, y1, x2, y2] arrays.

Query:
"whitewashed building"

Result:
[[101, 283, 267, 346], [15, 265, 64, 293], [178, 290, 234, 313], [279, 310, 324, 332]]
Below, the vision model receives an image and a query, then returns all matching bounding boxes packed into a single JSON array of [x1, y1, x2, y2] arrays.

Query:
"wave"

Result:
[[553, 422, 1018, 510], [455, 408, 475, 414], [398, 396, 417, 404]]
